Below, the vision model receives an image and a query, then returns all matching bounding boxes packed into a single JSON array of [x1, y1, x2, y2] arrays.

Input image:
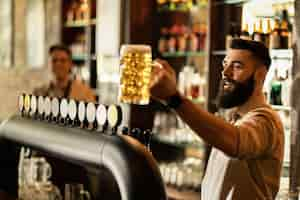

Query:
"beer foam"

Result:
[[121, 45, 151, 55]]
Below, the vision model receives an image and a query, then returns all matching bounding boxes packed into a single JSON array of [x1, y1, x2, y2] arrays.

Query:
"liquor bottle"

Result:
[[158, 28, 168, 54], [59, 98, 69, 125], [281, 9, 293, 49], [51, 97, 60, 123], [78, 101, 87, 128], [38, 96, 45, 120], [168, 26, 177, 53], [280, 15, 289, 49], [264, 19, 272, 48], [178, 25, 188, 53], [281, 69, 291, 107], [107, 104, 123, 135], [253, 19, 263, 43], [225, 24, 237, 50], [157, 0, 169, 10], [86, 102, 97, 130], [68, 99, 79, 127], [44, 97, 52, 121], [270, 69, 282, 105], [96, 104, 107, 132], [269, 18, 281, 49], [240, 23, 251, 40], [30, 95, 38, 118], [18, 94, 25, 115]]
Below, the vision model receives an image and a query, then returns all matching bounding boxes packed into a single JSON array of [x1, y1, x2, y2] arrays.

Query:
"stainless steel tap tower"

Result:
[[0, 115, 167, 200]]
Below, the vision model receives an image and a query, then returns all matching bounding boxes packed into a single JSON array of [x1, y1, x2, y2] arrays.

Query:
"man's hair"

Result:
[[49, 44, 72, 59], [230, 39, 271, 70]]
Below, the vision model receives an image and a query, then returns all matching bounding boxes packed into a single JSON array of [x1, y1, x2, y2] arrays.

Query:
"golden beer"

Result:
[[119, 45, 152, 105]]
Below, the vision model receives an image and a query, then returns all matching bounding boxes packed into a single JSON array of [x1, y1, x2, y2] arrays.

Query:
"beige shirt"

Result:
[[201, 98, 284, 200], [34, 79, 96, 102]]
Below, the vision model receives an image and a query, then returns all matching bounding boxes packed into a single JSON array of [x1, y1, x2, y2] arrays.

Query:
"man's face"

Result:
[[50, 50, 72, 81], [217, 49, 257, 109]]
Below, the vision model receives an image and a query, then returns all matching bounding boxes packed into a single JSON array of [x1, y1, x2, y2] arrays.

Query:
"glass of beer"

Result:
[[119, 44, 155, 105]]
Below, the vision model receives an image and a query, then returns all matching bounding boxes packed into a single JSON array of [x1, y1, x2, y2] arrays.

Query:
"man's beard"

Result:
[[216, 75, 255, 109]]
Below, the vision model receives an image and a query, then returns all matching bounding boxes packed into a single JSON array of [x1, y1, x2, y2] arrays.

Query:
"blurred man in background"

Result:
[[34, 44, 96, 102]]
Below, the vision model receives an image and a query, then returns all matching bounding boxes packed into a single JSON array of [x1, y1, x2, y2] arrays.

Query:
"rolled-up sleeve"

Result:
[[234, 110, 278, 159]]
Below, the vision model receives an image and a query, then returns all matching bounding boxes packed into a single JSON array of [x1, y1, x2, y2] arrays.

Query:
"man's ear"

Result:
[[254, 65, 267, 87]]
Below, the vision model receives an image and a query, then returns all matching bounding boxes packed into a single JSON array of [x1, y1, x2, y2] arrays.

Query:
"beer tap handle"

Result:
[[131, 128, 143, 143], [144, 129, 153, 152], [122, 126, 130, 135]]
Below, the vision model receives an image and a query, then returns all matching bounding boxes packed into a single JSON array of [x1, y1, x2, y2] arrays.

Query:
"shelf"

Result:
[[214, 0, 294, 6], [157, 3, 208, 13], [72, 54, 88, 61], [271, 105, 291, 112], [65, 19, 96, 28], [162, 51, 206, 58], [212, 50, 226, 56], [153, 136, 204, 159], [212, 49, 293, 59], [90, 18, 97, 25], [158, 7, 191, 13], [191, 97, 206, 105], [270, 49, 293, 60], [166, 186, 200, 200]]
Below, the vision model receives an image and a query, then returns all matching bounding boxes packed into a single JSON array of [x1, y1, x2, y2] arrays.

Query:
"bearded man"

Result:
[[150, 39, 284, 200]]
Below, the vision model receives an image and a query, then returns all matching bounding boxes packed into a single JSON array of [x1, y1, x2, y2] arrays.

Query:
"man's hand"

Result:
[[149, 59, 178, 102]]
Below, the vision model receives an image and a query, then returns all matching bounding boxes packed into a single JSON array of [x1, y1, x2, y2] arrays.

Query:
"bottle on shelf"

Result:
[[178, 25, 188, 52], [240, 23, 251, 40], [281, 69, 292, 107], [66, 1, 77, 23], [264, 19, 272, 48], [198, 23, 207, 51], [270, 69, 283, 105], [281, 9, 293, 49], [75, 0, 90, 22], [280, 14, 290, 49], [168, 26, 177, 53], [158, 28, 169, 54], [226, 23, 239, 50], [269, 18, 281, 49], [252, 19, 264, 43], [157, 0, 169, 10]]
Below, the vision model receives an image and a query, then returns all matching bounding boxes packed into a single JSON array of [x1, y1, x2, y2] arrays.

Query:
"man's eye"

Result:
[[233, 64, 242, 69]]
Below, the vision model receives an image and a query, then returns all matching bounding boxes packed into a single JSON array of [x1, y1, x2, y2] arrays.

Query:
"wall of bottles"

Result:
[[157, 0, 208, 55], [226, 5, 293, 50]]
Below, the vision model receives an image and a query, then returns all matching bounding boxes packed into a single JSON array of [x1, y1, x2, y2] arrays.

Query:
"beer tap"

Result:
[[143, 129, 153, 152], [131, 128, 143, 143]]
